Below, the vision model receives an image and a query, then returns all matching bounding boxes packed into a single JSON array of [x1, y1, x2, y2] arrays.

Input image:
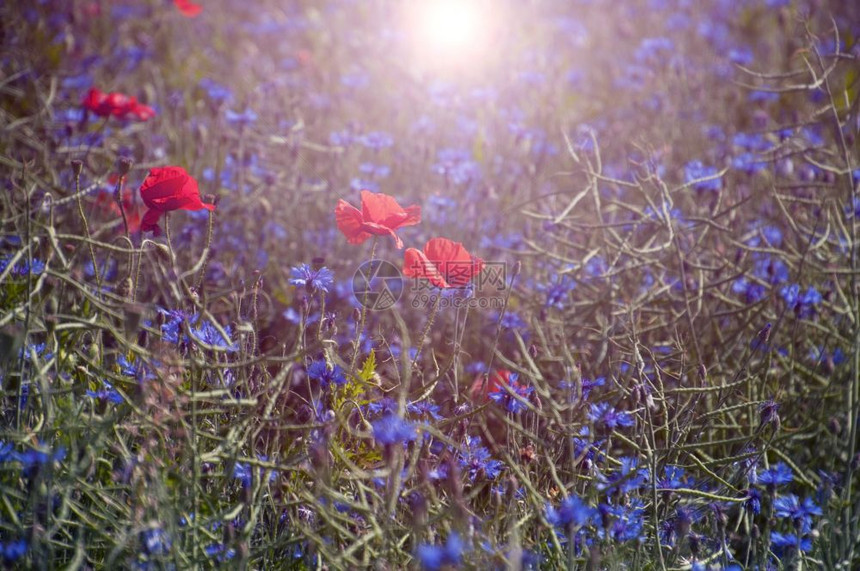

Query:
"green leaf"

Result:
[[358, 349, 376, 383]]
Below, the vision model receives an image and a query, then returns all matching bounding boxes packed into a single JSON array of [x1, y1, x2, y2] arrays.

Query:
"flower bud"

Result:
[[71, 159, 83, 177], [117, 157, 134, 176]]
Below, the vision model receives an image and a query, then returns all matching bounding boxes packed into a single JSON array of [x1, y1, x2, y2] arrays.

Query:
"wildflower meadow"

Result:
[[2, 0, 860, 568]]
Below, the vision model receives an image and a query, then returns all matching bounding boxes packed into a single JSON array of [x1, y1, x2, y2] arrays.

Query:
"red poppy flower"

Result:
[[335, 190, 421, 249], [139, 167, 215, 235], [174, 0, 202, 17], [470, 369, 516, 402], [82, 88, 155, 122], [403, 237, 484, 288]]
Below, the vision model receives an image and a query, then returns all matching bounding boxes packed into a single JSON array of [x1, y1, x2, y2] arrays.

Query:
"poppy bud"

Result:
[[697, 363, 707, 382], [352, 308, 361, 323], [528, 344, 539, 358], [153, 243, 172, 262], [117, 157, 133, 176], [71, 159, 83, 177], [828, 417, 841, 435], [512, 260, 522, 278]]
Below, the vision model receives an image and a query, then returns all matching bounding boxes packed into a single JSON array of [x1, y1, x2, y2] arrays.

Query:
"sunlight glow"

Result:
[[405, 0, 492, 70]]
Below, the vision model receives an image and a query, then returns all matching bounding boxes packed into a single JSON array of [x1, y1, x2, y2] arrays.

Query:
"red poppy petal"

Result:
[[174, 0, 202, 17], [399, 204, 422, 228], [360, 222, 404, 249], [141, 208, 163, 235], [360, 190, 407, 225], [469, 370, 508, 402], [403, 247, 449, 288], [421, 237, 482, 286], [335, 199, 372, 245], [130, 103, 156, 121], [140, 167, 213, 212]]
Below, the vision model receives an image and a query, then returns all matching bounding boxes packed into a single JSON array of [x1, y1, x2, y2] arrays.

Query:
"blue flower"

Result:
[[141, 527, 171, 556], [0, 255, 45, 277], [225, 107, 258, 127], [458, 436, 504, 481], [599, 499, 646, 543], [657, 465, 692, 489], [770, 531, 812, 559], [0, 539, 28, 564], [758, 462, 793, 489], [743, 488, 762, 514], [189, 320, 239, 352], [290, 264, 335, 293], [86, 380, 124, 404], [597, 456, 648, 495], [489, 375, 534, 414], [306, 360, 347, 389], [371, 414, 417, 446], [406, 400, 442, 420], [360, 131, 394, 150], [588, 402, 634, 431], [546, 495, 596, 529], [416, 532, 463, 571], [684, 160, 722, 191], [773, 495, 822, 530]]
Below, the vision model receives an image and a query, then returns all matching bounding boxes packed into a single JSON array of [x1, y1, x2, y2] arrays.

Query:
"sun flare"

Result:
[[405, 0, 492, 70]]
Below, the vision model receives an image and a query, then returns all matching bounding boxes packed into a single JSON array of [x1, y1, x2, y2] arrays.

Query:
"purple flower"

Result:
[[290, 264, 335, 293], [546, 495, 596, 529], [416, 532, 463, 571], [307, 360, 347, 389], [371, 414, 417, 446], [758, 462, 793, 490], [588, 402, 634, 431], [457, 436, 504, 481]]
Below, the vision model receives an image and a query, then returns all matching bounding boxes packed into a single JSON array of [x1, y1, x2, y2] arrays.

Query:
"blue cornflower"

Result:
[[658, 465, 692, 490], [406, 400, 442, 420], [198, 78, 233, 104], [546, 495, 596, 529], [0, 255, 45, 277], [189, 319, 239, 352], [360, 131, 394, 150], [0, 539, 28, 564], [17, 442, 66, 478], [290, 264, 335, 293], [488, 374, 534, 414], [205, 543, 236, 562], [560, 376, 605, 402], [773, 495, 822, 529], [371, 414, 417, 446], [158, 308, 191, 344], [599, 499, 647, 543], [416, 532, 463, 571], [743, 488, 762, 514], [685, 160, 722, 191], [780, 284, 822, 318], [86, 380, 123, 404], [366, 397, 398, 417], [225, 107, 258, 127], [141, 527, 171, 556], [233, 457, 278, 488], [758, 462, 793, 490], [588, 402, 635, 431], [597, 456, 648, 495], [306, 360, 347, 389], [458, 436, 504, 481], [770, 531, 812, 558]]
